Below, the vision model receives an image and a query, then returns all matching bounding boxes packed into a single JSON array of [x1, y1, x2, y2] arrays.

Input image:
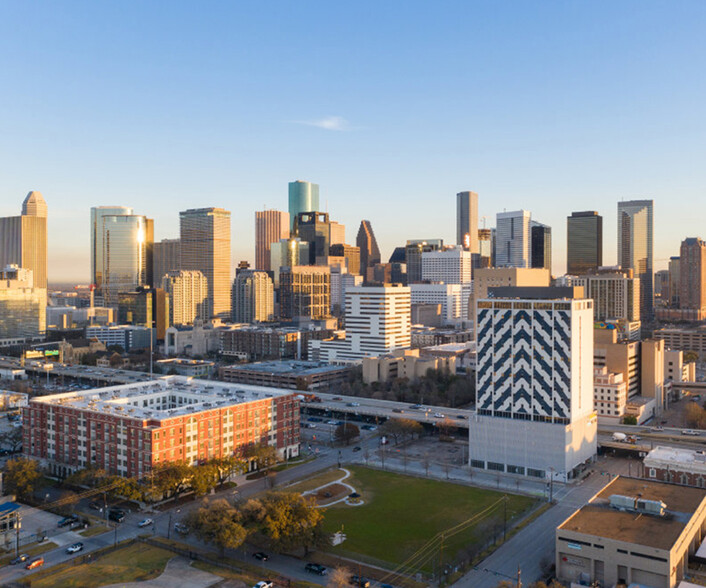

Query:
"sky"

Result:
[[1, 1, 705, 283]]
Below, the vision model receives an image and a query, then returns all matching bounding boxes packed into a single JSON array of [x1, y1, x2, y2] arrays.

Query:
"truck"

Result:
[[612, 432, 627, 442]]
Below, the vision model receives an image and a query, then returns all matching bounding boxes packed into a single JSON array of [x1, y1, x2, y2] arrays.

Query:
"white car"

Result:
[[138, 518, 153, 527], [66, 542, 83, 554], [253, 582, 274, 588], [433, 413, 445, 418]]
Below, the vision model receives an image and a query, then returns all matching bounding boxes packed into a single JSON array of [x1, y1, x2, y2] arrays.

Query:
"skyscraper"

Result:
[[101, 215, 154, 306], [0, 191, 48, 289], [288, 181, 319, 233], [456, 191, 479, 253], [0, 265, 46, 341], [679, 238, 706, 312], [356, 220, 381, 281], [495, 210, 531, 268], [617, 200, 654, 319], [567, 211, 603, 275], [153, 238, 181, 288], [530, 222, 552, 270], [477, 228, 493, 268], [405, 239, 443, 284], [294, 212, 331, 265], [421, 247, 472, 284], [161, 270, 208, 326], [269, 238, 311, 287], [180, 207, 232, 320], [232, 270, 274, 323], [279, 266, 330, 320], [329, 221, 346, 246], [90, 206, 133, 291], [329, 244, 361, 275], [255, 210, 289, 271]]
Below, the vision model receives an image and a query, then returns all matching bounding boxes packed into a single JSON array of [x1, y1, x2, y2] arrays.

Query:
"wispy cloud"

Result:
[[292, 115, 351, 131]]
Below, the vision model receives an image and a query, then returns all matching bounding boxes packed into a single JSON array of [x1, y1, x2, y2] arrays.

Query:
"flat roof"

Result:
[[29, 376, 295, 422], [558, 477, 706, 551], [645, 446, 706, 465], [224, 360, 348, 376]]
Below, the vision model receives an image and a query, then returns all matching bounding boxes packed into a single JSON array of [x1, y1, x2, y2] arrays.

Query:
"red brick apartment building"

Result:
[[23, 376, 300, 479]]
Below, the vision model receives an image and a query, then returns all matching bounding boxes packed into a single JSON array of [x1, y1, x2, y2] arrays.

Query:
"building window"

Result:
[[470, 460, 485, 469], [487, 462, 504, 472], [648, 468, 656, 478]]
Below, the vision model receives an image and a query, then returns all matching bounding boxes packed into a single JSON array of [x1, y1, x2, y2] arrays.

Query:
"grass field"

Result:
[[285, 468, 346, 494], [0, 541, 57, 567], [322, 466, 537, 570], [79, 524, 109, 537], [26, 543, 173, 588]]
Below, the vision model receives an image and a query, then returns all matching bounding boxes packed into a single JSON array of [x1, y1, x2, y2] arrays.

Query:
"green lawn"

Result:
[[26, 543, 173, 588], [322, 466, 537, 570]]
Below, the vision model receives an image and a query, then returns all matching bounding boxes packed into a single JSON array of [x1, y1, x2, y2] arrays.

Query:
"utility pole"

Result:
[[439, 532, 445, 580], [15, 512, 20, 556], [503, 495, 507, 543], [517, 564, 522, 588]]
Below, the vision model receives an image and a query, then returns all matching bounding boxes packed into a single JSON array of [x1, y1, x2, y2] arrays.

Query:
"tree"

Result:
[[327, 567, 351, 587], [151, 462, 192, 500], [208, 456, 246, 485], [0, 428, 24, 453], [685, 350, 700, 363], [334, 423, 359, 446], [244, 491, 326, 555], [191, 463, 218, 497], [186, 498, 248, 557], [4, 457, 43, 500], [622, 415, 638, 425], [685, 402, 706, 429]]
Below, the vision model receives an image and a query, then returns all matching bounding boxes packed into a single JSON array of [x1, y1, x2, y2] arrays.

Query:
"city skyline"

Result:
[[2, 2, 705, 282]]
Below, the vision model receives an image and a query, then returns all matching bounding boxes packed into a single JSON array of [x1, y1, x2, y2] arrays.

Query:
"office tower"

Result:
[[456, 191, 479, 253], [0, 265, 46, 341], [232, 270, 274, 323], [279, 266, 331, 320], [410, 283, 465, 325], [495, 210, 531, 268], [530, 222, 552, 270], [356, 220, 381, 281], [471, 288, 596, 481], [180, 207, 231, 320], [329, 244, 361, 275], [654, 270, 670, 300], [101, 215, 153, 306], [569, 268, 640, 323], [255, 210, 289, 271], [288, 180, 319, 233], [330, 265, 364, 316], [477, 228, 493, 268], [118, 286, 170, 341], [90, 206, 133, 291], [310, 285, 411, 363], [669, 256, 681, 307], [679, 238, 706, 312], [405, 239, 443, 284], [421, 247, 472, 284], [294, 212, 331, 265], [329, 221, 346, 246], [617, 200, 654, 319], [269, 238, 310, 287], [567, 211, 603, 275], [161, 270, 209, 326], [152, 239, 181, 288], [0, 191, 48, 289]]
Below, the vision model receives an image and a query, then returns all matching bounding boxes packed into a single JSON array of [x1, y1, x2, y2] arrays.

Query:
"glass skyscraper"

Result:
[[91, 206, 133, 291], [288, 181, 320, 233], [618, 200, 654, 319], [567, 211, 603, 275]]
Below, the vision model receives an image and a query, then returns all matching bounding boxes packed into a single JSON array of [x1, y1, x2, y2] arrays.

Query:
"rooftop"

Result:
[[645, 446, 706, 466], [224, 360, 348, 376], [30, 376, 295, 423], [558, 476, 706, 551]]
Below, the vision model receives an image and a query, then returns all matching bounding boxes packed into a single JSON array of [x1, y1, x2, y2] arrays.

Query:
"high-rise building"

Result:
[[567, 211, 602, 275], [654, 269, 670, 301], [329, 244, 361, 275], [495, 210, 531, 268], [421, 247, 472, 284], [90, 206, 133, 292], [329, 221, 345, 246], [477, 228, 493, 268], [617, 200, 654, 319], [180, 207, 231, 320], [288, 181, 319, 233], [117, 286, 170, 341], [294, 212, 331, 265], [279, 266, 330, 320], [405, 239, 443, 284], [669, 256, 681, 307], [232, 270, 274, 323], [152, 238, 181, 288], [530, 222, 552, 270], [310, 285, 411, 363], [356, 220, 381, 281], [255, 210, 289, 271], [161, 270, 209, 326], [568, 268, 640, 323], [269, 238, 310, 287], [101, 215, 154, 306], [0, 191, 48, 289], [456, 191, 479, 253], [0, 265, 46, 342], [679, 238, 706, 312], [330, 265, 364, 316], [410, 283, 465, 325], [471, 289, 596, 481]]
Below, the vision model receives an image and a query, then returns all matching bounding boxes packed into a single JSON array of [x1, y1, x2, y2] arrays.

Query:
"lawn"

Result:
[[322, 466, 537, 570], [285, 468, 346, 494], [79, 524, 110, 537], [0, 541, 57, 566], [26, 543, 173, 588]]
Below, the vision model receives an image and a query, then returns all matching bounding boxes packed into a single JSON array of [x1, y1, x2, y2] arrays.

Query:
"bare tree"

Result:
[[327, 566, 351, 587], [422, 454, 431, 476]]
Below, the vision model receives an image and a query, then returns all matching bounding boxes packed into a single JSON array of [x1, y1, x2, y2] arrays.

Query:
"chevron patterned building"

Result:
[[470, 287, 597, 482]]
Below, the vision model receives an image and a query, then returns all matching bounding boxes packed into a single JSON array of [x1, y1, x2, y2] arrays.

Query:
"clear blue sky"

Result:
[[1, 1, 705, 282]]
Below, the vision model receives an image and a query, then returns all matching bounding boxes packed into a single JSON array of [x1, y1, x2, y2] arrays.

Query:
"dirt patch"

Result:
[[314, 483, 349, 505]]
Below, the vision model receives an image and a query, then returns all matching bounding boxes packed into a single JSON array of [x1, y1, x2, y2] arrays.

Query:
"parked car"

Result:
[[252, 552, 269, 561], [305, 563, 327, 575], [26, 557, 44, 570], [352, 446, 362, 452], [174, 522, 189, 535], [138, 518, 153, 527], [58, 515, 78, 527], [682, 429, 702, 436], [433, 413, 445, 418], [350, 575, 371, 588], [66, 542, 84, 554], [10, 554, 29, 565]]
